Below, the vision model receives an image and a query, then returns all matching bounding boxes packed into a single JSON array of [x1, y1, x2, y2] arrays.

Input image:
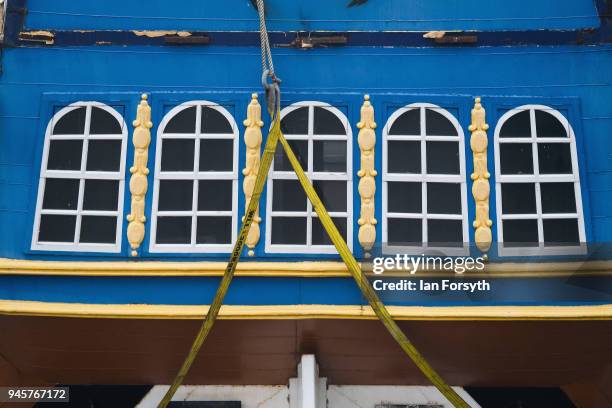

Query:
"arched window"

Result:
[[150, 101, 239, 252], [32, 102, 128, 252], [382, 103, 468, 252], [265, 102, 353, 253], [494, 105, 585, 254]]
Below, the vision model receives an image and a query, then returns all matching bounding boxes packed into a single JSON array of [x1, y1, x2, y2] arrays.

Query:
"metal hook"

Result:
[[261, 69, 282, 121]]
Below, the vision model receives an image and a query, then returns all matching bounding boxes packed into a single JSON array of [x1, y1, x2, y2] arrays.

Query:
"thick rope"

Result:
[[256, 0, 274, 77]]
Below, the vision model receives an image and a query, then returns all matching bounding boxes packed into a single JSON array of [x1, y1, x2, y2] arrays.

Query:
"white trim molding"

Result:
[[265, 101, 353, 254], [493, 104, 586, 256], [382, 103, 469, 256], [31, 102, 128, 253], [149, 101, 239, 253]]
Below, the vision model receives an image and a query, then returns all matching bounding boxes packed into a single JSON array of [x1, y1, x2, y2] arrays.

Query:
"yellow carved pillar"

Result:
[[242, 93, 264, 256], [357, 95, 377, 257], [126, 94, 152, 257], [469, 97, 492, 255]]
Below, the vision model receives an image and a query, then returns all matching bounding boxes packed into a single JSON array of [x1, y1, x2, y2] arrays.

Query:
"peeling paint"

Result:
[[423, 31, 447, 39], [132, 30, 192, 38], [21, 30, 54, 37], [18, 30, 55, 45]]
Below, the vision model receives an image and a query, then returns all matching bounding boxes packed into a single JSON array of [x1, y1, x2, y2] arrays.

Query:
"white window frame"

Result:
[[149, 101, 239, 253], [382, 103, 469, 256], [31, 102, 128, 253], [265, 101, 353, 254], [494, 104, 586, 256]]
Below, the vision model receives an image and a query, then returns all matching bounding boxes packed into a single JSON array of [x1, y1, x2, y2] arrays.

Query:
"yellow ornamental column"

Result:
[[242, 93, 264, 256], [469, 97, 493, 255], [126, 94, 152, 257], [357, 95, 377, 257]]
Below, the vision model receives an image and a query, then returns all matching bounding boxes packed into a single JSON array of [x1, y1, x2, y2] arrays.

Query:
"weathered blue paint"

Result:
[[22, 0, 601, 32], [1, 45, 611, 263], [2, 1, 612, 309], [0, 275, 611, 306]]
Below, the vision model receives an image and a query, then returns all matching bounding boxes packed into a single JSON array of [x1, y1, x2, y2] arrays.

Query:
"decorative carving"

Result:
[[242, 93, 264, 256], [469, 97, 492, 254], [357, 95, 377, 257], [127, 94, 152, 257]]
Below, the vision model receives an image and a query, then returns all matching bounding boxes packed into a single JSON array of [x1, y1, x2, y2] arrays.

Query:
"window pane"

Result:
[[388, 182, 421, 213], [201, 107, 233, 134], [196, 216, 232, 244], [272, 180, 307, 211], [535, 110, 567, 138], [271, 217, 307, 245], [274, 140, 308, 171], [281, 107, 308, 135], [543, 219, 579, 245], [387, 141, 420, 174], [502, 219, 538, 246], [156, 216, 192, 244], [501, 183, 536, 214], [161, 139, 195, 172], [83, 180, 119, 211], [541, 182, 576, 213], [313, 107, 345, 135], [387, 218, 421, 245], [313, 140, 346, 172], [499, 110, 530, 138], [388, 109, 420, 136], [47, 140, 83, 170], [53, 107, 86, 135], [86, 140, 122, 172], [312, 217, 347, 245], [164, 106, 196, 133], [198, 180, 233, 211], [499, 143, 533, 175], [199, 139, 233, 171], [80, 216, 117, 244], [158, 180, 193, 211], [42, 178, 79, 210], [426, 141, 460, 174], [38, 214, 76, 242], [427, 183, 461, 214], [538, 143, 572, 174], [90, 107, 123, 134], [428, 219, 463, 247], [426, 108, 457, 136], [314, 180, 347, 212]]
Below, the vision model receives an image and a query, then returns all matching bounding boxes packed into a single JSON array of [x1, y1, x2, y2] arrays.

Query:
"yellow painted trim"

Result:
[[469, 97, 493, 254], [356, 95, 377, 257], [242, 93, 264, 256], [1, 258, 612, 277], [126, 94, 152, 257], [0, 300, 610, 320]]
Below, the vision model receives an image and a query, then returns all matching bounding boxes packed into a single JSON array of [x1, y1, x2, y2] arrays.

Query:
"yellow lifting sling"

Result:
[[157, 108, 471, 408], [158, 0, 471, 406]]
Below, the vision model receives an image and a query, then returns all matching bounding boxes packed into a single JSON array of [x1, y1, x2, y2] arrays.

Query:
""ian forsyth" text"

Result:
[[373, 279, 491, 293]]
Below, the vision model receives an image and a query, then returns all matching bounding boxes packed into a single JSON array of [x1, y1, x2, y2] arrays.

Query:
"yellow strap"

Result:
[[158, 109, 470, 408], [157, 114, 283, 408], [277, 131, 470, 407]]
